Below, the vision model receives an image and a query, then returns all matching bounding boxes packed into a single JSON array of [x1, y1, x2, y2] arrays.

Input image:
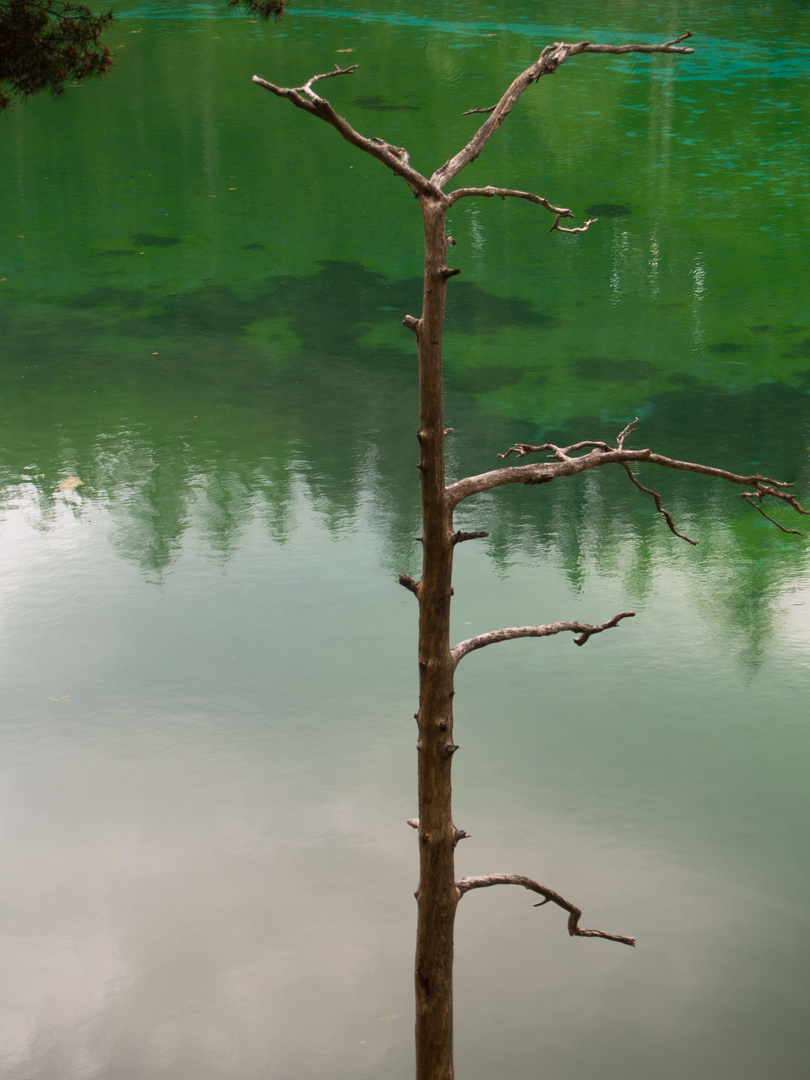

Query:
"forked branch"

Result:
[[445, 186, 598, 233], [451, 612, 635, 665], [255, 35, 695, 217], [549, 214, 599, 235], [252, 69, 439, 197], [432, 33, 694, 189], [456, 875, 636, 947], [622, 464, 697, 545], [445, 186, 571, 216], [299, 63, 359, 97], [446, 423, 808, 542], [741, 492, 804, 535]]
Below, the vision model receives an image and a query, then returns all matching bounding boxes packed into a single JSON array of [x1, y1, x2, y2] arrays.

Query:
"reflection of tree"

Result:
[[1, 261, 807, 651], [95, 434, 193, 573]]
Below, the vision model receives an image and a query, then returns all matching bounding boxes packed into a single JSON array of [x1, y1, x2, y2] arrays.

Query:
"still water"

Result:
[[2, 1, 810, 1077]]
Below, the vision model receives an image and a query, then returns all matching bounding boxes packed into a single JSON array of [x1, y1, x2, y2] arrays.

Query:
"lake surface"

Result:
[[2, 1, 810, 1077]]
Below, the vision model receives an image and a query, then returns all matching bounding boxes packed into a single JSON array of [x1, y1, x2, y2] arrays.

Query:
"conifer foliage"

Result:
[[226, 0, 285, 20], [0, 0, 284, 109], [0, 0, 113, 109]]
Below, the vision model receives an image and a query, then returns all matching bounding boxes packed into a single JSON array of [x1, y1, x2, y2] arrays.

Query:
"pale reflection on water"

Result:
[[1, 480, 810, 1079]]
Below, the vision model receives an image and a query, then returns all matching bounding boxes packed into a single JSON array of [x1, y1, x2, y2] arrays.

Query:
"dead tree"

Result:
[[253, 33, 807, 1080]]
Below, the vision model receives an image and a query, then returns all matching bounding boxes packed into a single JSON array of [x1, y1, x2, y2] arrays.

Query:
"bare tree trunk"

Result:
[[412, 194, 458, 1080], [253, 31, 807, 1080]]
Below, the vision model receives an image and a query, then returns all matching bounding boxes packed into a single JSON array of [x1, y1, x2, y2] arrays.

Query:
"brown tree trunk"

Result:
[[413, 194, 459, 1080], [252, 33, 810, 1080]]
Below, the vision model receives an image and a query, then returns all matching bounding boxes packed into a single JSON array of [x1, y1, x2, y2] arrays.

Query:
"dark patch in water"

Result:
[[708, 342, 744, 354], [446, 281, 559, 334], [242, 243, 265, 251], [65, 261, 558, 356], [574, 358, 656, 383], [67, 286, 147, 310], [131, 234, 182, 247], [92, 249, 139, 257], [781, 337, 810, 359], [451, 364, 531, 395], [351, 95, 420, 112], [670, 373, 702, 389], [584, 203, 631, 217], [783, 325, 806, 334], [748, 325, 773, 333]]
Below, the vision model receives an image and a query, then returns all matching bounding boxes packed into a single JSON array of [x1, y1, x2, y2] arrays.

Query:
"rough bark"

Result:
[[410, 194, 458, 1080]]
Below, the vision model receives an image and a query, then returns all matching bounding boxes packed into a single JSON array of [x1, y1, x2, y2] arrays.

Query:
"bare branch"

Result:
[[445, 186, 572, 218], [451, 611, 635, 665], [462, 105, 497, 116], [300, 63, 359, 97], [445, 186, 598, 234], [499, 439, 613, 461], [446, 425, 808, 541], [583, 31, 694, 54], [549, 214, 598, 235], [451, 530, 489, 545], [252, 71, 440, 197], [432, 34, 694, 189], [622, 464, 697, 545], [741, 492, 804, 535], [456, 875, 636, 947], [615, 418, 638, 449]]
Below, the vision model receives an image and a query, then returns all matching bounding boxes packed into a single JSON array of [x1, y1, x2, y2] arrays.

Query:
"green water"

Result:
[[1, 1, 810, 1077]]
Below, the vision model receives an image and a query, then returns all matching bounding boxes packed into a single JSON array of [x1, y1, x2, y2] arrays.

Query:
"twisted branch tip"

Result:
[[457, 874, 635, 947]]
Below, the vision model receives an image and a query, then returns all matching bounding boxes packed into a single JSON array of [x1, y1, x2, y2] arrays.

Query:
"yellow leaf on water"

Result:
[[57, 476, 83, 492]]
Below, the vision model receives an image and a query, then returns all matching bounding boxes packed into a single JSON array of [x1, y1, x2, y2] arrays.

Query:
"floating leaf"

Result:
[[57, 476, 83, 492]]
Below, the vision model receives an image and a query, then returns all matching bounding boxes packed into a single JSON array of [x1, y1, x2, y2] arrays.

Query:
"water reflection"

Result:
[[2, 254, 808, 651]]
